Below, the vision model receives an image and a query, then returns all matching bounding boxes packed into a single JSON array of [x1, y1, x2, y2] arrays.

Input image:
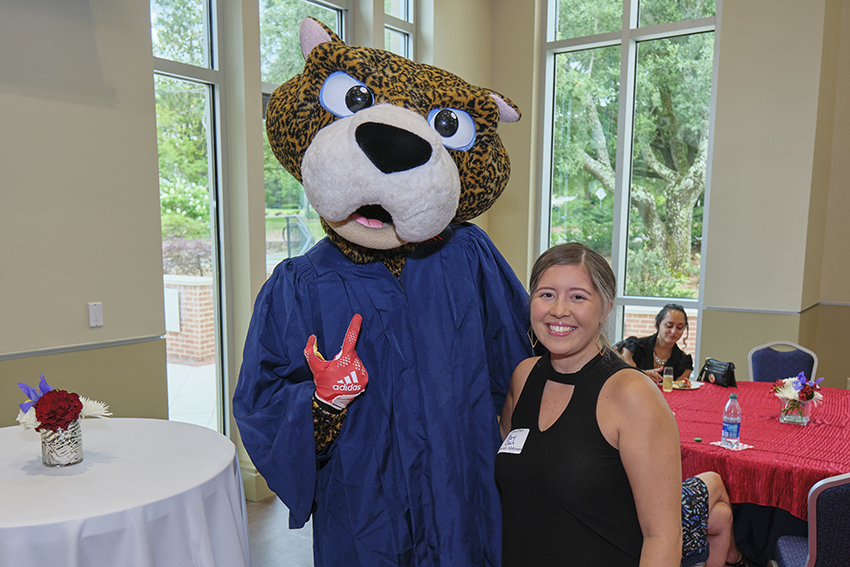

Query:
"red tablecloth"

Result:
[[663, 380, 850, 520]]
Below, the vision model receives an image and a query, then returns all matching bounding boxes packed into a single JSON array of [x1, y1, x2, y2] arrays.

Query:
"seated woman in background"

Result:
[[621, 303, 693, 383]]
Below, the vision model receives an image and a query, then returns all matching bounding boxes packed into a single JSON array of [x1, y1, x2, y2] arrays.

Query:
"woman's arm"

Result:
[[600, 370, 683, 567], [499, 357, 537, 440], [622, 338, 663, 384]]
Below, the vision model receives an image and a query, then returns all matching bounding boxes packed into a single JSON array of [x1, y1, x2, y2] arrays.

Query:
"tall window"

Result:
[[384, 0, 413, 57], [151, 0, 223, 431], [260, 0, 345, 277], [542, 0, 717, 354]]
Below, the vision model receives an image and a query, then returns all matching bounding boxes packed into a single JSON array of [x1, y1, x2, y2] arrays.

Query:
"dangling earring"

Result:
[[527, 327, 538, 349]]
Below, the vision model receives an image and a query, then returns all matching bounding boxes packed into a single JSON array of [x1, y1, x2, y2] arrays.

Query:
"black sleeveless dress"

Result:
[[495, 351, 643, 566]]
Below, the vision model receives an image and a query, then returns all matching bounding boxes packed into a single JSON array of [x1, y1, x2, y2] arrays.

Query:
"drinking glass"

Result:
[[662, 367, 674, 392]]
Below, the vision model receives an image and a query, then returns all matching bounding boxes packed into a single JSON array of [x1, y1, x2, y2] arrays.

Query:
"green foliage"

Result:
[[259, 1, 342, 212], [625, 246, 696, 299], [638, 0, 716, 27], [259, 0, 341, 86], [549, 5, 715, 280], [155, 76, 209, 188], [550, 194, 613, 255], [556, 0, 622, 40], [159, 176, 210, 223], [151, 0, 206, 66], [161, 212, 209, 240]]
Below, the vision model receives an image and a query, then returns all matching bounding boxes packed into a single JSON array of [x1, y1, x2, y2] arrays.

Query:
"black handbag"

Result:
[[697, 358, 737, 387]]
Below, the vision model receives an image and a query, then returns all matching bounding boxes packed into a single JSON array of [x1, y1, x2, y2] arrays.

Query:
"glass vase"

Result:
[[41, 420, 84, 466], [779, 399, 811, 425]]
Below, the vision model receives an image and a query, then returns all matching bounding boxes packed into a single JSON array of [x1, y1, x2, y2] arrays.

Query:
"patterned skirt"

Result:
[[681, 476, 710, 566]]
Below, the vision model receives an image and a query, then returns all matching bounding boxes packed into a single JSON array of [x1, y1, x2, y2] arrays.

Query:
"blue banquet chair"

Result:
[[747, 341, 817, 383], [771, 472, 850, 567]]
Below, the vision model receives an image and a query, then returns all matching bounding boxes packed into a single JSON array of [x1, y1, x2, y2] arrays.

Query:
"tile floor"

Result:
[[166, 361, 218, 430]]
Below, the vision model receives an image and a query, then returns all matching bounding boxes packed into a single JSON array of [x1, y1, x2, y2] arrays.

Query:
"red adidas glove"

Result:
[[304, 314, 369, 411]]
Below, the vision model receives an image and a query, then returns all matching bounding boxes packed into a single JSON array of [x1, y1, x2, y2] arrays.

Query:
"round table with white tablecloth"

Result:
[[0, 418, 251, 567]]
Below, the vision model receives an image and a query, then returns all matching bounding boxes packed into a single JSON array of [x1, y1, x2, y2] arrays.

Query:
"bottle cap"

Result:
[[730, 393, 737, 399]]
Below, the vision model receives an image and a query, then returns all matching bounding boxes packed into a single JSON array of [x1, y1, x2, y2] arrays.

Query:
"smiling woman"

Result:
[[497, 243, 683, 567]]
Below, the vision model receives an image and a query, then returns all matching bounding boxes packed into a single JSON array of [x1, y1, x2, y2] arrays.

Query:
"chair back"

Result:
[[747, 341, 817, 383], [807, 472, 850, 567]]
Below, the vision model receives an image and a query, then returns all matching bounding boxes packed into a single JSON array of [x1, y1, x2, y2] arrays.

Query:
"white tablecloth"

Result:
[[0, 418, 251, 567]]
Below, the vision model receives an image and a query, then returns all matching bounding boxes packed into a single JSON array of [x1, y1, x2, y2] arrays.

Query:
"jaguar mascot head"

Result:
[[266, 17, 520, 274]]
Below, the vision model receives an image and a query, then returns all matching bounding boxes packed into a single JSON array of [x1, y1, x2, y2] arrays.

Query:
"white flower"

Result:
[[79, 396, 112, 419], [16, 407, 40, 430], [773, 378, 799, 401]]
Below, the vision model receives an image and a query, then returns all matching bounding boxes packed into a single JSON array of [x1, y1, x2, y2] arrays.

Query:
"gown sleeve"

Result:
[[232, 258, 323, 528], [460, 224, 534, 412]]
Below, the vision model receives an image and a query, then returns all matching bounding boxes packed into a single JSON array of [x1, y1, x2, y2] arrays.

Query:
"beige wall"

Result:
[[487, 0, 541, 282], [699, 0, 850, 389], [821, 0, 850, 305], [704, 0, 826, 313], [0, 341, 168, 428], [0, 0, 167, 420]]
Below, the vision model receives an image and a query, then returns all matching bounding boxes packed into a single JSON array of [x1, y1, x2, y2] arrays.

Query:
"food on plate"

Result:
[[672, 377, 692, 389]]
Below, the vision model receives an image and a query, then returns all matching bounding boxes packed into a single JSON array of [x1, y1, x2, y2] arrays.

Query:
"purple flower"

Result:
[[793, 372, 807, 391], [17, 373, 54, 413]]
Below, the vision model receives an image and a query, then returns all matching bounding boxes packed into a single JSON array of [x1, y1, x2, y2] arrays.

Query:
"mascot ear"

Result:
[[300, 16, 342, 59], [490, 93, 521, 123]]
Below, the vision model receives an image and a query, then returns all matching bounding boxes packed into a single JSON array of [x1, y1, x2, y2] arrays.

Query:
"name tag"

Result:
[[498, 428, 530, 454]]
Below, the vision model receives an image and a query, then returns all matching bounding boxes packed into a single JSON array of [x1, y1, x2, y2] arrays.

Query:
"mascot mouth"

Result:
[[353, 205, 393, 229]]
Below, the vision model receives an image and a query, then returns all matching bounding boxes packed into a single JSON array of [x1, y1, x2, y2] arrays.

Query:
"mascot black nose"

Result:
[[355, 122, 432, 174]]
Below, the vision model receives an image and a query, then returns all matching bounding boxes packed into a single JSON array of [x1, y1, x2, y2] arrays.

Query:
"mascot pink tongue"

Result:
[[234, 17, 532, 567]]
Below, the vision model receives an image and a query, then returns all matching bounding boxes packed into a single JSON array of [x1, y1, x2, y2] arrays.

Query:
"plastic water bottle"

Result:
[[721, 393, 741, 448]]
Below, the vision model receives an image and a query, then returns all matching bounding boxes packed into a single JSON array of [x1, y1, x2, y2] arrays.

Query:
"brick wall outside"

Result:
[[623, 311, 697, 358], [164, 276, 216, 363]]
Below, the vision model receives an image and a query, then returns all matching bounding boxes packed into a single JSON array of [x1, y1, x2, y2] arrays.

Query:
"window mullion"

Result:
[[610, 1, 636, 302]]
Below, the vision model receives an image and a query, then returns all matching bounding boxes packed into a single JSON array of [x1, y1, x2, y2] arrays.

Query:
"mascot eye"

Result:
[[320, 71, 374, 117], [427, 108, 476, 151]]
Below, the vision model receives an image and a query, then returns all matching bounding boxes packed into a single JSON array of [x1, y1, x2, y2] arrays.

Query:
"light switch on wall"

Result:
[[88, 302, 103, 327]]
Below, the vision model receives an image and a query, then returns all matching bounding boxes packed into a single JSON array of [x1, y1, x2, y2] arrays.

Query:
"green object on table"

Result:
[[694, 438, 702, 442]]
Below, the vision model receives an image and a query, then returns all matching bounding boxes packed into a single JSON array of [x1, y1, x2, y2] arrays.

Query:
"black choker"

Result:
[[546, 372, 577, 385], [543, 351, 604, 385]]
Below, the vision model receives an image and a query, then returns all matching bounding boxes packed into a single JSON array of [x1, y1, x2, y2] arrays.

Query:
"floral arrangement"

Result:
[[17, 374, 111, 432], [773, 372, 824, 418]]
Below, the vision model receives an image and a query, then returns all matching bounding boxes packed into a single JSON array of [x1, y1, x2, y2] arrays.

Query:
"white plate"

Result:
[[672, 381, 702, 390]]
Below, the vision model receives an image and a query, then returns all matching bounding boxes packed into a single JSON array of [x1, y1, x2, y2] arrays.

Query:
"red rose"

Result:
[[798, 385, 813, 401], [35, 389, 83, 432]]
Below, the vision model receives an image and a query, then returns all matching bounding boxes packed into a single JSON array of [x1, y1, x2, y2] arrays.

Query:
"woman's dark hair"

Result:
[[655, 303, 689, 347], [529, 243, 616, 351]]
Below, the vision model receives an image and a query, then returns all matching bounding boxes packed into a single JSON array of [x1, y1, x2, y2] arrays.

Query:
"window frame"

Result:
[[153, 0, 228, 434], [537, 0, 722, 359]]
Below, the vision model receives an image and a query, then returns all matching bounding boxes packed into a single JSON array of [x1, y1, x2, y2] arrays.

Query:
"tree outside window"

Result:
[[548, 0, 715, 301]]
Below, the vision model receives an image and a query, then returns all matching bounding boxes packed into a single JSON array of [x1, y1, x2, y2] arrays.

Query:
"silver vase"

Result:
[[41, 420, 84, 466]]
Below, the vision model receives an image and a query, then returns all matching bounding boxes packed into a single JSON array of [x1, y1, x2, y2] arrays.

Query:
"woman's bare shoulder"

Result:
[[603, 367, 664, 407], [507, 357, 540, 397]]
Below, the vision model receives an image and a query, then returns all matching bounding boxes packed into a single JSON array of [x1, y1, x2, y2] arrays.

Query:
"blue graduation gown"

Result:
[[233, 223, 533, 566]]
